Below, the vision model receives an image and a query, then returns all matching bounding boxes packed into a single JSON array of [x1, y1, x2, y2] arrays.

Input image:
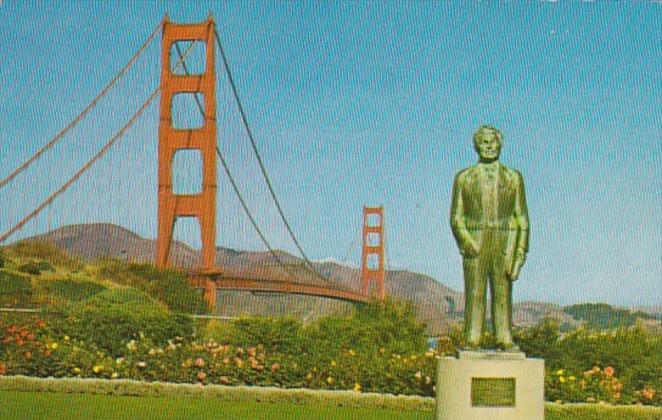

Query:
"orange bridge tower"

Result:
[[360, 206, 386, 300], [156, 17, 218, 270]]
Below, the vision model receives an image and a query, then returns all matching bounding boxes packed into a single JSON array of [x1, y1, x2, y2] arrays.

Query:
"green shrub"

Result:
[[1, 296, 660, 405], [9, 241, 82, 270], [42, 279, 106, 301], [98, 260, 208, 314], [514, 321, 662, 405], [0, 271, 33, 306], [18, 262, 43, 275], [307, 299, 427, 356], [0, 250, 5, 268], [515, 318, 563, 361], [18, 260, 54, 276], [219, 317, 306, 354], [57, 288, 194, 357], [564, 303, 641, 329]]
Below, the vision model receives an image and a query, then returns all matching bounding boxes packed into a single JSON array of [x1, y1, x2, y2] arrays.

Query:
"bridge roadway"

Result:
[[185, 269, 370, 309]]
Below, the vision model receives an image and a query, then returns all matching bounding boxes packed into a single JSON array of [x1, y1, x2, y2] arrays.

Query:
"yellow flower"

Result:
[[569, 376, 576, 381], [49, 342, 59, 350], [559, 376, 566, 383], [556, 369, 564, 376], [330, 360, 337, 367], [92, 365, 103, 373], [348, 350, 356, 357], [111, 372, 119, 379], [353, 383, 362, 392], [326, 377, 334, 385], [425, 351, 435, 358]]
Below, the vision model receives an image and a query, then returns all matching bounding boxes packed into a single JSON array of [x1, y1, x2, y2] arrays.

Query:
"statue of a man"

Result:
[[450, 125, 529, 350]]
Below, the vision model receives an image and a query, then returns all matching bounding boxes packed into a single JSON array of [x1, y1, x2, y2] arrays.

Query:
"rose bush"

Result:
[[0, 302, 659, 405]]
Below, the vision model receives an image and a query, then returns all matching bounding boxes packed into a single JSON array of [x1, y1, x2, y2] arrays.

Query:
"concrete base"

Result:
[[435, 351, 544, 420]]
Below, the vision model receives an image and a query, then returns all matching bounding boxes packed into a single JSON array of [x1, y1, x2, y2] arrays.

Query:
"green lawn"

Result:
[[1, 391, 661, 420], [0, 391, 428, 420]]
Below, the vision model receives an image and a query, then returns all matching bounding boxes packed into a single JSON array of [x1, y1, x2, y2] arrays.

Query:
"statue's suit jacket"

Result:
[[450, 162, 529, 266]]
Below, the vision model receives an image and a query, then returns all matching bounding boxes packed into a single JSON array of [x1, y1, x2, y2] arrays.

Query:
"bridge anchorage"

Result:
[[156, 16, 387, 310]]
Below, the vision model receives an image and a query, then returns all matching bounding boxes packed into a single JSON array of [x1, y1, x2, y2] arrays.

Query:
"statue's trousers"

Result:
[[463, 228, 514, 346]]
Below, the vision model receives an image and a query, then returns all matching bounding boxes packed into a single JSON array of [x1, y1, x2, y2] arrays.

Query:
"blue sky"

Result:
[[1, 2, 660, 307]]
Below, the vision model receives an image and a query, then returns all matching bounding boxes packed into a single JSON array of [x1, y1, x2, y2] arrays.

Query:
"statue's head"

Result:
[[473, 125, 502, 163]]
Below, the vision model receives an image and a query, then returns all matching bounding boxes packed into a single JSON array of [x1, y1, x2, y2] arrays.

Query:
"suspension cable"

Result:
[[0, 21, 162, 191], [0, 41, 198, 245], [172, 43, 299, 282], [342, 226, 361, 265], [215, 146, 299, 281], [213, 28, 331, 284]]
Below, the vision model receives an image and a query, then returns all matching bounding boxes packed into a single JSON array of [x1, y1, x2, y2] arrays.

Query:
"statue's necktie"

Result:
[[481, 166, 499, 224]]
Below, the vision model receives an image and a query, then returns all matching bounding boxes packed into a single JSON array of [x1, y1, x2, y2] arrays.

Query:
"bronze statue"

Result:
[[450, 125, 529, 350]]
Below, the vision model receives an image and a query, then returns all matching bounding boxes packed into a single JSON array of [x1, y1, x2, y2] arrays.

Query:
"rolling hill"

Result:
[[12, 223, 618, 334]]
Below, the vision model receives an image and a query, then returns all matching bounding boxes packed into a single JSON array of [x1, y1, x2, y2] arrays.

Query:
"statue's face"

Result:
[[475, 133, 501, 162]]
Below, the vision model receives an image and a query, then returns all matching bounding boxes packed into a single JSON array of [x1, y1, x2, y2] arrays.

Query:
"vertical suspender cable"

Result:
[[173, 43, 299, 282], [213, 28, 331, 285]]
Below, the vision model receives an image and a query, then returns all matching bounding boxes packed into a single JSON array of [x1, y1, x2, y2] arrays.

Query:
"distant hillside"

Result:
[[18, 224, 462, 333], [15, 223, 658, 334], [564, 303, 662, 329]]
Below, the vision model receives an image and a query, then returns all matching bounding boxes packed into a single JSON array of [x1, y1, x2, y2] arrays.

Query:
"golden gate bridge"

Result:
[[0, 16, 388, 310]]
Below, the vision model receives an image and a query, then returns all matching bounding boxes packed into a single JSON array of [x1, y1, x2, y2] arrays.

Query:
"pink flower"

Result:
[[197, 371, 207, 381], [195, 358, 205, 368]]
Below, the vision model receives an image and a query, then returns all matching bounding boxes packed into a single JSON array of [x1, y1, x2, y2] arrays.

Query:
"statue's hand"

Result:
[[463, 240, 480, 258], [508, 251, 526, 281]]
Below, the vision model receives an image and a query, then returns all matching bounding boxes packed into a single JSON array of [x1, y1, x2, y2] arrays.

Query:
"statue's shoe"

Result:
[[499, 343, 521, 352], [462, 342, 481, 351]]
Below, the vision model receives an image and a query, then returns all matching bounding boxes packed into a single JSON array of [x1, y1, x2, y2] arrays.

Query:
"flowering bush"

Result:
[[547, 366, 625, 404], [0, 305, 660, 406], [52, 288, 194, 357], [0, 301, 438, 396], [518, 320, 661, 406], [0, 271, 33, 307], [97, 260, 208, 314]]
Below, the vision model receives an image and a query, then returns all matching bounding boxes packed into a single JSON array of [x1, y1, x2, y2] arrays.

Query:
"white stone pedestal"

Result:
[[435, 351, 544, 420]]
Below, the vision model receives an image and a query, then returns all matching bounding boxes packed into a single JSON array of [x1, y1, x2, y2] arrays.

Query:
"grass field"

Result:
[[1, 391, 661, 420], [1, 391, 426, 420]]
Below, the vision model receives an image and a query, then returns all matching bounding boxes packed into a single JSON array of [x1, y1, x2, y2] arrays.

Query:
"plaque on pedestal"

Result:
[[435, 351, 544, 420]]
